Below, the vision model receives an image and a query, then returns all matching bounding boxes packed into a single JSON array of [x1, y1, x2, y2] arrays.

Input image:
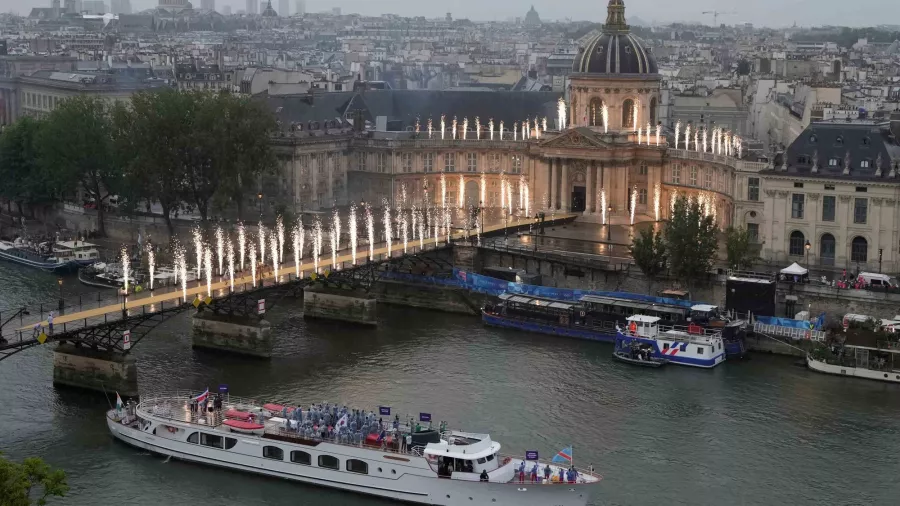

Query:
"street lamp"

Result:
[[57, 278, 63, 311], [805, 240, 811, 268], [257, 192, 263, 218], [607, 205, 613, 241]]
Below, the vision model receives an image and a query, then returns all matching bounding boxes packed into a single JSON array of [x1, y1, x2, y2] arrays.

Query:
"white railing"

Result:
[[753, 322, 826, 342]]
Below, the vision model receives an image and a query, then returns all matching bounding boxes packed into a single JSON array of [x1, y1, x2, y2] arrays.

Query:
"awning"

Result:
[[780, 262, 808, 276]]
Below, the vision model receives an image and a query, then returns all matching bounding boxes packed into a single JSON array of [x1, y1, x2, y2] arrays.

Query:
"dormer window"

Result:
[[835, 136, 844, 146], [597, 46, 604, 53], [809, 134, 818, 144], [625, 46, 632, 54], [797, 155, 811, 164], [862, 137, 870, 146], [860, 159, 871, 168], [828, 158, 840, 167]]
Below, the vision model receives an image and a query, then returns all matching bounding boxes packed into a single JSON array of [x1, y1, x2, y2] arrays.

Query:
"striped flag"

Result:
[[552, 446, 573, 464], [192, 388, 209, 403], [116, 392, 123, 411]]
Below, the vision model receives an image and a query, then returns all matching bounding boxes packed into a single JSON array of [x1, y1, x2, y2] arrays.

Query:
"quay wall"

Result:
[[191, 312, 273, 358], [371, 279, 487, 315], [53, 344, 138, 397], [303, 287, 377, 326]]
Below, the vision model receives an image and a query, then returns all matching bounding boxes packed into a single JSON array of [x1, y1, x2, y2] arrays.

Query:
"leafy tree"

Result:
[[0, 117, 56, 217], [630, 227, 667, 291], [663, 196, 718, 289], [39, 97, 121, 237], [725, 226, 758, 271], [0, 453, 69, 505]]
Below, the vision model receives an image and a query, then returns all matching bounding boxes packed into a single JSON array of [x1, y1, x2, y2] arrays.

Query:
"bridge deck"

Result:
[[12, 215, 576, 334]]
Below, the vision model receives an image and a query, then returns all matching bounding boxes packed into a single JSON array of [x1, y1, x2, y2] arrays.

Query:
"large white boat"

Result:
[[806, 344, 900, 384], [107, 391, 600, 506], [0, 238, 99, 271]]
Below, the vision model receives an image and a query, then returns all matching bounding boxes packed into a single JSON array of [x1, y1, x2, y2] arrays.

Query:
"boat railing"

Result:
[[620, 324, 722, 343], [500, 455, 603, 485]]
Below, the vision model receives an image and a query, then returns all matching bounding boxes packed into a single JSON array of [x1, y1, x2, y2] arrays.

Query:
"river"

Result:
[[1, 261, 898, 506]]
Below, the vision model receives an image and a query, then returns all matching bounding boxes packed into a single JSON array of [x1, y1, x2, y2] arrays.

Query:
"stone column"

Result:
[[327, 155, 335, 205], [561, 159, 570, 212], [550, 159, 558, 211], [585, 163, 594, 215]]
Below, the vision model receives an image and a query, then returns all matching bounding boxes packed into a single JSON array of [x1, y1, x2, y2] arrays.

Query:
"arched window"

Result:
[[622, 98, 635, 129], [589, 98, 605, 127], [789, 231, 805, 256], [649, 97, 658, 126], [851, 236, 868, 262], [263, 446, 284, 460], [346, 459, 368, 474], [820, 233, 836, 266]]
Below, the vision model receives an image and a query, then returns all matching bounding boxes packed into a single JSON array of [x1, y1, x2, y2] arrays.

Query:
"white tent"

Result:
[[780, 262, 808, 276]]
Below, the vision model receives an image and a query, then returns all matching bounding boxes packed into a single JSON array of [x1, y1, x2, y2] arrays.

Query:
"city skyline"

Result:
[[2, 0, 898, 28]]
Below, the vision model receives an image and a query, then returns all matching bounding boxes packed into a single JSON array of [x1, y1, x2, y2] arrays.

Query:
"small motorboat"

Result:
[[222, 419, 265, 435], [612, 350, 669, 368], [224, 408, 253, 421]]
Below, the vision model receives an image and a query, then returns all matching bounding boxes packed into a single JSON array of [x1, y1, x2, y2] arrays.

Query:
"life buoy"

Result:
[[579, 310, 586, 317], [629, 322, 638, 334]]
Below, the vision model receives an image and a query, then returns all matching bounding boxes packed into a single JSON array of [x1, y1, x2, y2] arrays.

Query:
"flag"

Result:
[[335, 414, 348, 430], [116, 392, 123, 411], [552, 446, 573, 464], [192, 388, 209, 403]]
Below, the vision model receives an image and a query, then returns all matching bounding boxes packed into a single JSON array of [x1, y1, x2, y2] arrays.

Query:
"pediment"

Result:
[[539, 127, 609, 150]]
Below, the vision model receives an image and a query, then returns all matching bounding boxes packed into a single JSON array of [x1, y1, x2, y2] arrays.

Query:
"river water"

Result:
[[1, 261, 899, 506]]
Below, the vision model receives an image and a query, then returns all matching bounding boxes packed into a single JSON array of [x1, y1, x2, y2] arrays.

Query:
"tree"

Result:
[[725, 226, 758, 271], [663, 195, 718, 289], [630, 227, 667, 291], [39, 97, 121, 237], [0, 453, 68, 505], [0, 117, 57, 217]]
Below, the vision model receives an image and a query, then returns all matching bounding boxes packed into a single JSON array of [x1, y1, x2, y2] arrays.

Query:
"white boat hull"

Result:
[[806, 355, 900, 384], [107, 413, 591, 506]]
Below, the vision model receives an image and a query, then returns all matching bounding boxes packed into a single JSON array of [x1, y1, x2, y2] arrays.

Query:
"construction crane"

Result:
[[702, 10, 735, 26]]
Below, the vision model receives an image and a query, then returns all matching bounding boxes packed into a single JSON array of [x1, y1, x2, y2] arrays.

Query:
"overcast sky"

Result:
[[6, 0, 897, 28]]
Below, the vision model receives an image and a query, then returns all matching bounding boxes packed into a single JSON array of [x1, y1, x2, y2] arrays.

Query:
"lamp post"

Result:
[[57, 278, 63, 311], [479, 200, 484, 239], [805, 240, 811, 269], [879, 248, 883, 273], [607, 205, 613, 241], [257, 192, 263, 218]]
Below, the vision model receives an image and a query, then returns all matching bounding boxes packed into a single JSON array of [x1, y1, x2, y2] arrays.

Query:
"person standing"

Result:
[[47, 312, 54, 334], [518, 461, 525, 483], [543, 463, 552, 482]]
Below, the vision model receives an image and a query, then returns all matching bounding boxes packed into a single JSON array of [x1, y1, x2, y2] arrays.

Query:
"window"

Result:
[[672, 164, 681, 184], [746, 223, 759, 242], [697, 347, 705, 355], [717, 171, 725, 192], [511, 155, 522, 174], [789, 231, 805, 256], [639, 163, 648, 175], [690, 166, 698, 186], [851, 237, 868, 262], [794, 182, 804, 188], [346, 459, 368, 474], [187, 432, 199, 444], [376, 153, 387, 173], [824, 184, 835, 190], [822, 195, 836, 222], [791, 194, 805, 219], [835, 136, 844, 146], [490, 153, 501, 172], [402, 153, 413, 173], [423, 153, 434, 172], [704, 169, 712, 189], [467, 152, 477, 172], [855, 186, 867, 193], [860, 159, 871, 168], [263, 446, 284, 460], [290, 451, 311, 465], [797, 155, 810, 164], [225, 438, 237, 450], [444, 153, 456, 172], [622, 98, 635, 128], [200, 433, 224, 449], [318, 455, 339, 470], [638, 188, 647, 204], [747, 177, 759, 201], [828, 158, 839, 167], [854, 198, 868, 224], [589, 98, 605, 127], [357, 153, 366, 171]]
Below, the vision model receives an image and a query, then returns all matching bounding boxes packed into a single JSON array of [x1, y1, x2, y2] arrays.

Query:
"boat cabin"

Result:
[[424, 432, 502, 479], [54, 240, 100, 263], [623, 315, 662, 338], [579, 294, 687, 323], [492, 293, 585, 327], [689, 304, 721, 324]]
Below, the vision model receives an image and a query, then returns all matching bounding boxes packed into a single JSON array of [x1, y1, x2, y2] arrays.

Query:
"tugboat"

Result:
[[108, 391, 601, 506], [614, 315, 726, 368]]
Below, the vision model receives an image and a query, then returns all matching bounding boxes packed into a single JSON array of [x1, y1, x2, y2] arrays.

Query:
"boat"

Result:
[[107, 391, 600, 506], [482, 293, 612, 342], [614, 315, 726, 368], [612, 342, 669, 368], [686, 304, 748, 359], [0, 238, 98, 272], [806, 344, 900, 384]]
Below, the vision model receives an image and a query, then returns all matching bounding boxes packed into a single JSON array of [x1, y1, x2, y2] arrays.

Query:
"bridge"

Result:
[[0, 215, 577, 396]]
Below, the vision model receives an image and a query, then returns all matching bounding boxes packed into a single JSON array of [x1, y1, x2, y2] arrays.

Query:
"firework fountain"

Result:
[[249, 244, 257, 288], [147, 243, 155, 291], [204, 246, 212, 297], [192, 226, 202, 279], [427, 118, 433, 139], [630, 186, 638, 225], [558, 97, 567, 130], [258, 222, 266, 265], [365, 204, 374, 261], [646, 123, 652, 146], [654, 183, 661, 221], [475, 117, 481, 140], [458, 174, 465, 209], [520, 174, 530, 218], [513, 122, 518, 141], [542, 116, 548, 134], [237, 223, 246, 272], [416, 207, 424, 249], [480, 172, 486, 208], [499, 121, 505, 140], [270, 231, 279, 281], [440, 172, 447, 210], [348, 205, 357, 265], [674, 120, 681, 150], [637, 125, 642, 144], [400, 205, 409, 254], [600, 189, 608, 225], [312, 218, 322, 273], [329, 218, 337, 270], [440, 115, 446, 140], [452, 117, 457, 140], [383, 199, 393, 258], [632, 101, 639, 130], [694, 130, 699, 153], [702, 128, 708, 154], [332, 210, 341, 252], [227, 239, 234, 292], [292, 221, 303, 277], [121, 246, 130, 294], [215, 226, 224, 275], [462, 117, 468, 140], [684, 124, 691, 150], [489, 119, 494, 140], [601, 104, 609, 133], [175, 245, 187, 302], [415, 118, 420, 135], [276, 215, 285, 263]]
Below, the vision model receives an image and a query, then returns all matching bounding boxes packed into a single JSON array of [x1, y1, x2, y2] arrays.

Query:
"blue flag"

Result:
[[551, 446, 572, 464]]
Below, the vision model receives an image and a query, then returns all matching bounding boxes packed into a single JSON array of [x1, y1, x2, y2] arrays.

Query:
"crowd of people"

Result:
[[516, 461, 581, 484]]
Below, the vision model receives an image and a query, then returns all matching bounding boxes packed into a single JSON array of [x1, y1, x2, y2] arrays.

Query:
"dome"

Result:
[[572, 1, 658, 75]]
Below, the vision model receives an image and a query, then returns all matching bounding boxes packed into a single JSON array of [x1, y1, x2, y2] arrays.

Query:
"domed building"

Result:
[[569, 0, 660, 130]]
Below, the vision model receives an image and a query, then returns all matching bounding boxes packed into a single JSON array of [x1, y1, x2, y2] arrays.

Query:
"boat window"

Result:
[[477, 457, 486, 464], [263, 446, 284, 460], [662, 343, 670, 350], [290, 451, 311, 465], [718, 343, 722, 350], [224, 437, 237, 450], [346, 459, 368, 474], [697, 347, 705, 355], [680, 344, 688, 352], [486, 453, 495, 462], [187, 432, 199, 444], [318, 455, 339, 470], [201, 433, 224, 449]]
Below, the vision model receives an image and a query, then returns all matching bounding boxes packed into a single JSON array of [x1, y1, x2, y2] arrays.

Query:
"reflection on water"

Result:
[[1, 261, 899, 506]]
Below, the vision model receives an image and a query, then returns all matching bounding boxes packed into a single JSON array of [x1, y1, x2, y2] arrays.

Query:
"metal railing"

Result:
[[752, 322, 826, 342]]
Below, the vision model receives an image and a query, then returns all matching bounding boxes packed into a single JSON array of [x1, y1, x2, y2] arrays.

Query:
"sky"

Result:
[[5, 0, 898, 28]]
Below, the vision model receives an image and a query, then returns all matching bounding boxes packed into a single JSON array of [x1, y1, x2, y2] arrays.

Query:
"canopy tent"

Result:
[[780, 262, 809, 276]]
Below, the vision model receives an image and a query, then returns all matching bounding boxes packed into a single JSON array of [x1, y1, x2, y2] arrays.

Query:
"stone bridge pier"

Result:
[[53, 344, 138, 397], [191, 312, 273, 358]]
